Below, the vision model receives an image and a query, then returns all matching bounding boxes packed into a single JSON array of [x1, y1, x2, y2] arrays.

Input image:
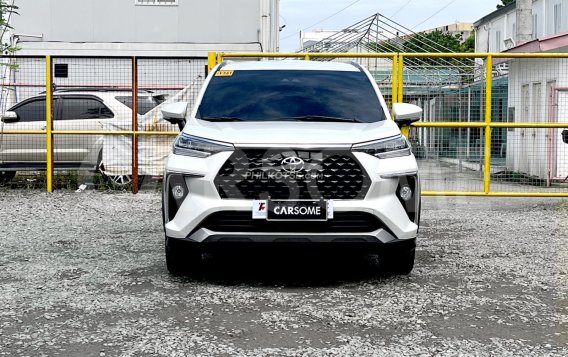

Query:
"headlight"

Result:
[[173, 134, 234, 158], [352, 135, 411, 159]]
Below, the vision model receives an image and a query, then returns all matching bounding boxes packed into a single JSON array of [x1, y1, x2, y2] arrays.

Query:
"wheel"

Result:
[[165, 236, 203, 276], [103, 172, 134, 187], [379, 242, 416, 275], [0, 171, 16, 184], [99, 163, 147, 189]]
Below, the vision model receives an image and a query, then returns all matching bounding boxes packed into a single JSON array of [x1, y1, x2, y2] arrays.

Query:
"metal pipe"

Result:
[[0, 83, 186, 90], [132, 57, 139, 194], [422, 191, 568, 197], [398, 54, 404, 103], [45, 56, 54, 193], [484, 55, 493, 194], [412, 122, 568, 128], [391, 55, 398, 104]]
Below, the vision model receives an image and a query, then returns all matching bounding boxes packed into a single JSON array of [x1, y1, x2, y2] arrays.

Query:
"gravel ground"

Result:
[[0, 190, 566, 356]]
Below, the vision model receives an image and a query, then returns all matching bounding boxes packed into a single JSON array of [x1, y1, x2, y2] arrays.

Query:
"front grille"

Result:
[[215, 149, 371, 200], [198, 211, 382, 233]]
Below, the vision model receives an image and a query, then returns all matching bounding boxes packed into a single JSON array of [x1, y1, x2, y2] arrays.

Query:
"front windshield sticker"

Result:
[[215, 70, 234, 77]]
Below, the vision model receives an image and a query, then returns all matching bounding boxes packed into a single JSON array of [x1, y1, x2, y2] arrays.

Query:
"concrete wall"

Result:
[[10, 0, 279, 54], [506, 58, 568, 179], [475, 0, 568, 52]]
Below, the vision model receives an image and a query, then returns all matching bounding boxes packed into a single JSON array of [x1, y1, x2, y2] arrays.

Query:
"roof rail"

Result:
[[47, 87, 155, 94], [216, 60, 234, 71], [349, 61, 365, 73]]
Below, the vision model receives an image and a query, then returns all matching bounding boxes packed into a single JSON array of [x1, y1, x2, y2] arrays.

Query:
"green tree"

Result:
[[365, 39, 402, 53], [1, 0, 19, 55], [402, 30, 475, 82], [460, 31, 475, 53], [403, 30, 464, 53], [497, 0, 515, 9]]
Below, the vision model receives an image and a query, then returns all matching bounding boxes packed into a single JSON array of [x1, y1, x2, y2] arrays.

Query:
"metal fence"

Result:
[[0, 55, 207, 192], [210, 52, 568, 197], [1, 53, 567, 197]]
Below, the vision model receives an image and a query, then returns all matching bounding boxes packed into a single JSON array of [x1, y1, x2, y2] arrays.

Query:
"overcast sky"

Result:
[[279, 0, 501, 51]]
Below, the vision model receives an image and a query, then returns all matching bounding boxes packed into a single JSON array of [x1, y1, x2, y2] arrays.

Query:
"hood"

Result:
[[181, 119, 401, 145]]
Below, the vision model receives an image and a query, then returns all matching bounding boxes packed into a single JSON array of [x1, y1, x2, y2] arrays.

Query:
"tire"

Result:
[[165, 236, 203, 276], [0, 171, 16, 184], [379, 243, 416, 276]]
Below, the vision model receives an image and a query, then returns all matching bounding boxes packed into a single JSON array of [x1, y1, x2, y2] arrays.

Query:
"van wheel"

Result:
[[98, 163, 146, 189], [165, 236, 203, 277], [0, 171, 16, 184]]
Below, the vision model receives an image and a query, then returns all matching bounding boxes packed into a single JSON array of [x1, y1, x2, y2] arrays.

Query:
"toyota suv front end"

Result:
[[162, 60, 422, 275]]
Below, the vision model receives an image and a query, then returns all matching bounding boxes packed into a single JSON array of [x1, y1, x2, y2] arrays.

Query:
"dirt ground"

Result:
[[0, 190, 566, 356]]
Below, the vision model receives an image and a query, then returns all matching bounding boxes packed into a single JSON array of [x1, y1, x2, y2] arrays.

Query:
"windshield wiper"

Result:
[[276, 115, 363, 123], [200, 116, 245, 122]]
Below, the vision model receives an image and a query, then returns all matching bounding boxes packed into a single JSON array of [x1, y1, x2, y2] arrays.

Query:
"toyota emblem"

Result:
[[281, 156, 305, 173]]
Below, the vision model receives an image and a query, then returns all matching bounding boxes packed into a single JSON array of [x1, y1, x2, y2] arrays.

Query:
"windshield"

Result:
[[115, 95, 161, 115], [196, 69, 386, 123]]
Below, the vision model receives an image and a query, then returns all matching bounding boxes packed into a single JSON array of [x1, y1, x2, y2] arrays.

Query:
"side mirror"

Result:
[[562, 129, 568, 144], [161, 102, 188, 131], [1, 111, 19, 123], [392, 103, 422, 127]]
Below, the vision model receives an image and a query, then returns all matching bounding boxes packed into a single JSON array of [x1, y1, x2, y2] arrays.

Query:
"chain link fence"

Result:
[[1, 53, 567, 196], [0, 56, 206, 191]]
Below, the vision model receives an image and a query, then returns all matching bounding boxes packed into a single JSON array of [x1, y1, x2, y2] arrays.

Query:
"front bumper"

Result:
[[185, 228, 397, 244], [163, 150, 420, 243]]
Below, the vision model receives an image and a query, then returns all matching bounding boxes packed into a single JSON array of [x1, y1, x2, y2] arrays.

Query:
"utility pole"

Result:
[[516, 0, 533, 44]]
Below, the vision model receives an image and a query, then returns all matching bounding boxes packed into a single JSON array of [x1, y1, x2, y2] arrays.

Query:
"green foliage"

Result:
[[403, 30, 464, 53], [0, 1, 19, 55], [367, 30, 477, 84], [497, 0, 515, 9], [370, 30, 475, 54], [365, 40, 401, 53], [460, 31, 476, 53]]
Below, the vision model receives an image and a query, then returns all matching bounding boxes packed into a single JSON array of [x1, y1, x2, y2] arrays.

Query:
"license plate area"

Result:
[[252, 200, 333, 221], [269, 200, 327, 221]]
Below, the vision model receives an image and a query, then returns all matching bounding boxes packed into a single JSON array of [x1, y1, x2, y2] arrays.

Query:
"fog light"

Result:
[[399, 186, 413, 201], [172, 184, 185, 200]]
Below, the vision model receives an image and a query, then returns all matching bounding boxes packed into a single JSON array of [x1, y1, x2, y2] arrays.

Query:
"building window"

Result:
[[532, 14, 538, 39], [495, 30, 502, 52], [54, 64, 68, 78], [135, 0, 178, 5], [554, 4, 562, 34]]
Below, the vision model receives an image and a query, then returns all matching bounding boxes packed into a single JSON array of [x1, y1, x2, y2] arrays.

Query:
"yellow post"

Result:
[[397, 55, 410, 138], [397, 54, 404, 103], [207, 52, 217, 73], [391, 55, 398, 105], [131, 57, 139, 194], [484, 55, 493, 194], [45, 56, 54, 193], [304, 54, 310, 61]]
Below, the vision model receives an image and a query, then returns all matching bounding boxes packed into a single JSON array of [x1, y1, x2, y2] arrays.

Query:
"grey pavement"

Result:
[[0, 190, 566, 356]]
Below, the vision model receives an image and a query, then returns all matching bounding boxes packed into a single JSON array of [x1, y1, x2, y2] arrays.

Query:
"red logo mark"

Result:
[[259, 202, 266, 211]]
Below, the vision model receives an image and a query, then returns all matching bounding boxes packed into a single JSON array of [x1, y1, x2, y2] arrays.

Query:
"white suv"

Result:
[[161, 60, 422, 275], [0, 89, 162, 185]]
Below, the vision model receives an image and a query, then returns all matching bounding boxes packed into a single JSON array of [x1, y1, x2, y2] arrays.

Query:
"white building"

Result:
[[300, 30, 340, 51], [475, 0, 567, 52], [474, 0, 568, 182], [9, 0, 280, 56], [424, 22, 473, 42]]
